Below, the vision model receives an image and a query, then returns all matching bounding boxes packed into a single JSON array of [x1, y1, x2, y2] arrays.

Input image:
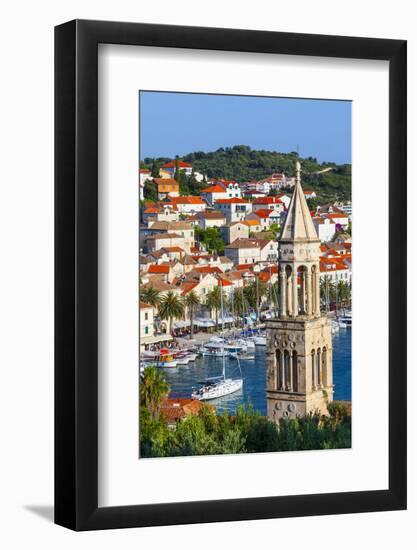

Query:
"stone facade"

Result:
[[266, 161, 333, 421], [266, 316, 333, 420]]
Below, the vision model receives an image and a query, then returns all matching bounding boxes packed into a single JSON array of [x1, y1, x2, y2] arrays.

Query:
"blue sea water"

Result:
[[165, 329, 352, 415]]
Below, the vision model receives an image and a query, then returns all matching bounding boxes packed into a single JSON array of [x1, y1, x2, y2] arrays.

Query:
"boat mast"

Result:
[[220, 279, 226, 380], [231, 286, 235, 337], [335, 280, 338, 316], [256, 274, 259, 325]]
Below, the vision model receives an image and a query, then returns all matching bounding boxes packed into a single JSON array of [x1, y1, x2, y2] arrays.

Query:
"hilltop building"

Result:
[[161, 160, 193, 177], [266, 161, 333, 421], [154, 178, 179, 199]]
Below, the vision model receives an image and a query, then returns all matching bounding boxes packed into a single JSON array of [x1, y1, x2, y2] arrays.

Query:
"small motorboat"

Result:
[[201, 346, 231, 357], [237, 351, 255, 360], [253, 336, 266, 346], [156, 348, 178, 368], [337, 316, 352, 329]]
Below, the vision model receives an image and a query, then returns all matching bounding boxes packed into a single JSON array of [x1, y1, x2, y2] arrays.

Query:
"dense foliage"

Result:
[[139, 368, 352, 458], [194, 226, 225, 255], [143, 145, 351, 202], [140, 401, 351, 458]]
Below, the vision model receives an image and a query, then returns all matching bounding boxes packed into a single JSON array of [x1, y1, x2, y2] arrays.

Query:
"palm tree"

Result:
[[206, 286, 223, 328], [336, 280, 351, 309], [320, 276, 335, 312], [272, 280, 280, 313], [231, 288, 246, 321], [184, 290, 200, 339], [158, 291, 185, 335], [140, 286, 161, 308], [140, 367, 170, 419], [244, 278, 267, 322]]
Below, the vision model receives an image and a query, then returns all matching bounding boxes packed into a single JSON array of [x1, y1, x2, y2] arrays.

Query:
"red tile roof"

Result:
[[194, 266, 222, 274], [215, 198, 248, 204], [143, 207, 159, 214], [179, 282, 199, 295], [201, 184, 227, 193], [319, 257, 350, 272], [261, 265, 279, 274], [323, 213, 349, 219], [252, 208, 275, 219], [218, 278, 233, 286], [169, 196, 205, 205], [162, 161, 192, 169], [139, 302, 152, 309], [148, 264, 170, 274], [160, 398, 213, 423], [162, 246, 184, 253], [253, 197, 283, 205], [198, 211, 225, 219]]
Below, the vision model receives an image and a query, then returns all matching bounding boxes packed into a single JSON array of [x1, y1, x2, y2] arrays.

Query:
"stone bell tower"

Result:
[[266, 161, 333, 421]]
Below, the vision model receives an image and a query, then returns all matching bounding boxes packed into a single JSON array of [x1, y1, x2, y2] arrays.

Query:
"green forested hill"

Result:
[[142, 145, 351, 202]]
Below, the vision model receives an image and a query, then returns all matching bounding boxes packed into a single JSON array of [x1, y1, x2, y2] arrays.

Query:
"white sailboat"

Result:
[[192, 280, 243, 401]]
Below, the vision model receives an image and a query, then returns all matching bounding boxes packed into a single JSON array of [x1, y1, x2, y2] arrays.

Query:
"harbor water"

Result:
[[164, 329, 352, 415]]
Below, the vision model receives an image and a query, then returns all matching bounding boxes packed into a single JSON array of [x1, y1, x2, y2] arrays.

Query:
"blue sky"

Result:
[[139, 92, 351, 164]]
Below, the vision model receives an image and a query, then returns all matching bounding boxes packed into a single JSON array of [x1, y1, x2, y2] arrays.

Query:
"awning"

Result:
[[140, 334, 173, 345], [218, 315, 235, 323], [172, 320, 191, 329], [194, 318, 216, 327]]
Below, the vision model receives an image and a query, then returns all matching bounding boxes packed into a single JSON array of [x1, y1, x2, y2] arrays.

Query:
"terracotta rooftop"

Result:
[[218, 277, 233, 286], [225, 238, 268, 249], [160, 398, 213, 423], [161, 246, 184, 253], [141, 281, 179, 292], [169, 196, 205, 205], [179, 281, 199, 295], [201, 184, 227, 193], [198, 211, 225, 219], [215, 198, 248, 204], [252, 209, 276, 219], [194, 266, 222, 274], [253, 196, 283, 205], [148, 264, 170, 274], [162, 161, 192, 168], [243, 220, 261, 226]]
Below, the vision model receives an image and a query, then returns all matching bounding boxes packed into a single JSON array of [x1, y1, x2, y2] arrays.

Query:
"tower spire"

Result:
[[279, 160, 318, 242]]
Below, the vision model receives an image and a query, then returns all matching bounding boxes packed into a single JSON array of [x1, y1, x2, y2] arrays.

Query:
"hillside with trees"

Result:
[[142, 145, 351, 202]]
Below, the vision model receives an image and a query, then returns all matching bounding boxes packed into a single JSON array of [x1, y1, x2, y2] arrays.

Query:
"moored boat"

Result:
[[192, 278, 243, 400], [192, 376, 243, 400], [253, 336, 266, 346]]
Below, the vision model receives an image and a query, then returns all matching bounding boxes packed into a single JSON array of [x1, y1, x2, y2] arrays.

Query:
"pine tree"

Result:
[[151, 160, 160, 178], [174, 158, 181, 182]]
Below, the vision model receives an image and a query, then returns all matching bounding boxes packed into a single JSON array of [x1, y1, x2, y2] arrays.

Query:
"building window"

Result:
[[145, 326, 149, 334], [144, 312, 148, 321]]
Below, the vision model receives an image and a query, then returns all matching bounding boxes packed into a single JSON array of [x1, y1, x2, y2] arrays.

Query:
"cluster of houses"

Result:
[[139, 161, 352, 348]]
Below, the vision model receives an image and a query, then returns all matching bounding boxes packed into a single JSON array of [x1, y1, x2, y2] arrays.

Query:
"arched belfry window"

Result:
[[311, 349, 316, 389], [292, 350, 298, 392], [317, 348, 322, 386]]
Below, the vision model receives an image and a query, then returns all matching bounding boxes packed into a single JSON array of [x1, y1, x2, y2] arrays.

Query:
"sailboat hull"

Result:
[[192, 378, 243, 400]]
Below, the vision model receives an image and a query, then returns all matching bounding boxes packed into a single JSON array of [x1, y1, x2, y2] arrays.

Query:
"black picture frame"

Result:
[[55, 19, 407, 531]]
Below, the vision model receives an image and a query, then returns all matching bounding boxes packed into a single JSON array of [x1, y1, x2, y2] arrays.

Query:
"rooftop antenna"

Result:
[[295, 160, 302, 187]]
